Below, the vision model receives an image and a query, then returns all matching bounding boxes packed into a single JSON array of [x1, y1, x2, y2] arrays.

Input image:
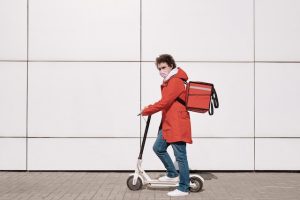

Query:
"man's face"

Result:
[[157, 62, 173, 75]]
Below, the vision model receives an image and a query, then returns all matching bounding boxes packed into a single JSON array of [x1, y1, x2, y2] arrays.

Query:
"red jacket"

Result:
[[142, 68, 192, 144]]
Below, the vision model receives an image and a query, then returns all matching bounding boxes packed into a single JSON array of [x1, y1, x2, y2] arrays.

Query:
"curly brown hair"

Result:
[[155, 54, 177, 69]]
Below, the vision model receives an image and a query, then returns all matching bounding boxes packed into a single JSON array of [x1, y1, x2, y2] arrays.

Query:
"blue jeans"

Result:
[[153, 130, 190, 192]]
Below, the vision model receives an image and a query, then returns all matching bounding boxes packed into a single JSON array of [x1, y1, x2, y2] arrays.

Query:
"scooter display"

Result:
[[127, 115, 204, 192]]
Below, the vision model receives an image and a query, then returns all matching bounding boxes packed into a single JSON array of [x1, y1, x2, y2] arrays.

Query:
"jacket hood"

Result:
[[175, 67, 188, 81]]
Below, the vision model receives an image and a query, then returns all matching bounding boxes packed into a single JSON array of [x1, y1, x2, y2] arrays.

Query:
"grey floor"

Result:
[[0, 171, 299, 200]]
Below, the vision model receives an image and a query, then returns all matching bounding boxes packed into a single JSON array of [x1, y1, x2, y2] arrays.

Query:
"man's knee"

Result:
[[153, 144, 159, 154], [153, 144, 164, 155]]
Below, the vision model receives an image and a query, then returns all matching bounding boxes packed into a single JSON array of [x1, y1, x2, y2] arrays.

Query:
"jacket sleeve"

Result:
[[142, 78, 184, 116]]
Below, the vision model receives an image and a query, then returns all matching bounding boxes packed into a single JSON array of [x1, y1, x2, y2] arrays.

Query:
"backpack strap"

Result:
[[176, 78, 187, 106], [176, 96, 186, 106], [209, 86, 219, 115]]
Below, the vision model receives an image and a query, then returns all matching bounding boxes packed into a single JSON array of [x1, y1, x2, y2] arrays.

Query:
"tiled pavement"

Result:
[[0, 171, 299, 200]]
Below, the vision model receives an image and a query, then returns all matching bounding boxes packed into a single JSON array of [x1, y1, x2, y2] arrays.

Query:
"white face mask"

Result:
[[159, 71, 169, 79]]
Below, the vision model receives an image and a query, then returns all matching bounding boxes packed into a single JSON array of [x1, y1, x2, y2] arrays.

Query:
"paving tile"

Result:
[[0, 172, 300, 200]]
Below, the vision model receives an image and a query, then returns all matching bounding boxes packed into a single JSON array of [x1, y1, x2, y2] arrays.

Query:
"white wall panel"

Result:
[[28, 138, 139, 170], [256, 138, 300, 170], [142, 0, 253, 61], [189, 138, 254, 170], [141, 63, 254, 138], [0, 138, 26, 170], [142, 138, 254, 170], [28, 62, 140, 137], [256, 63, 300, 137], [0, 62, 27, 137], [0, 0, 27, 60], [29, 0, 140, 61], [256, 0, 300, 61]]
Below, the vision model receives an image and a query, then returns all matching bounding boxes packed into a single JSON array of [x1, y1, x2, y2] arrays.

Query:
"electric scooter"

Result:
[[127, 115, 204, 192]]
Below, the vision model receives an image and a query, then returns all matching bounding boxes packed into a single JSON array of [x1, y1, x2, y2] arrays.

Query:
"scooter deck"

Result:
[[146, 180, 179, 188]]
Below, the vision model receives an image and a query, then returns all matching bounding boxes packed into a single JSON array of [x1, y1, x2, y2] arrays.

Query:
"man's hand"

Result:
[[138, 106, 149, 116]]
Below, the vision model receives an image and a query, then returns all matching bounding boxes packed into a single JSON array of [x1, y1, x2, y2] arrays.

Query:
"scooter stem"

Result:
[[138, 115, 151, 160]]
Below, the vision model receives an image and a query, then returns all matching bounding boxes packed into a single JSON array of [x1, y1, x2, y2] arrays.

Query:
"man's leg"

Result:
[[153, 130, 178, 178], [171, 142, 190, 192]]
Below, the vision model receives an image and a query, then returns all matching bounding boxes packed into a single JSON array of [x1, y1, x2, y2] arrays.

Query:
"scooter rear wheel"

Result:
[[189, 177, 203, 192], [127, 175, 143, 191]]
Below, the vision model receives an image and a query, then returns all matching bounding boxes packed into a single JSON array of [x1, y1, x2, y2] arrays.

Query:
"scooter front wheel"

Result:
[[127, 175, 143, 191], [189, 176, 203, 192]]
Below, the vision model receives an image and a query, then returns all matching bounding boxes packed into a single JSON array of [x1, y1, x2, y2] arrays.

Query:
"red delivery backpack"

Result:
[[176, 81, 219, 115]]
